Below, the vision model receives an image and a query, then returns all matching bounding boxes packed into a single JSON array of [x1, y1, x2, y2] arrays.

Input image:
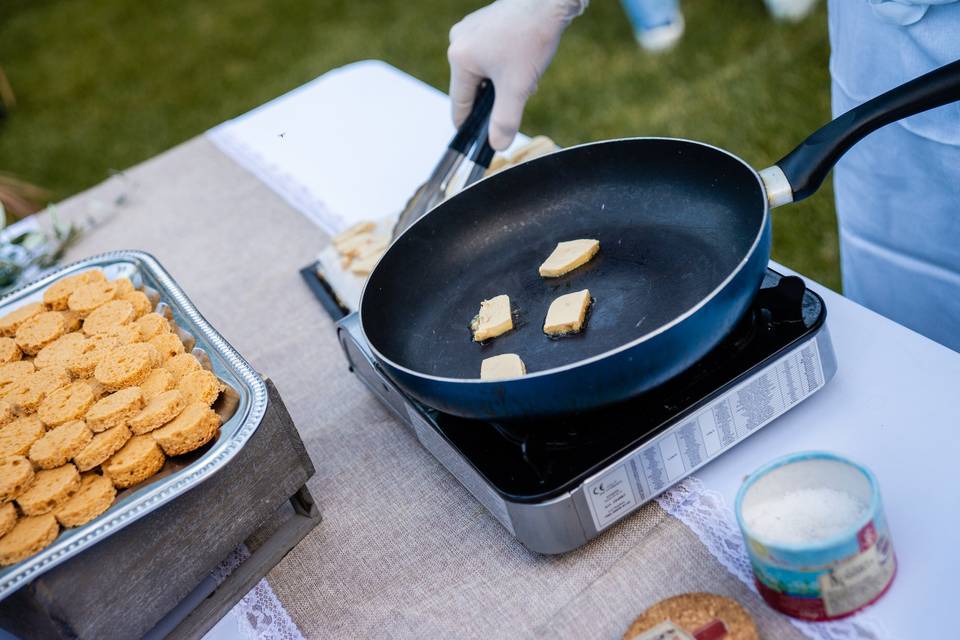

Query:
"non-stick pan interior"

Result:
[[362, 138, 766, 380]]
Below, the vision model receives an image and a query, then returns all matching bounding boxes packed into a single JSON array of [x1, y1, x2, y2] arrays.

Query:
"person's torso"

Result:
[[829, 0, 960, 145]]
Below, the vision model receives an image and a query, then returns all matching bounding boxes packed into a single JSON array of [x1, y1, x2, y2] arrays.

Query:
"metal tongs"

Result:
[[392, 81, 496, 238]]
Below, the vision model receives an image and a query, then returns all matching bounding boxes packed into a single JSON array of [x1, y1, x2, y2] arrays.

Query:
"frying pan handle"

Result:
[[763, 58, 960, 207]]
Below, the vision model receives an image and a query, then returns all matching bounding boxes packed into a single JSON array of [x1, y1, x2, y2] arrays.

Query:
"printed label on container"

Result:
[[820, 537, 897, 618], [584, 337, 825, 532]]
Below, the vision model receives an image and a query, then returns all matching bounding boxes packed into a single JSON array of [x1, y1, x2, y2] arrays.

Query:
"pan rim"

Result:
[[359, 136, 770, 385]]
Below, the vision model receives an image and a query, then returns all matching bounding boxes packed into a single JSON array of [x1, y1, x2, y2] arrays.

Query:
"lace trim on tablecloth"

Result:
[[656, 477, 893, 640], [213, 544, 305, 640]]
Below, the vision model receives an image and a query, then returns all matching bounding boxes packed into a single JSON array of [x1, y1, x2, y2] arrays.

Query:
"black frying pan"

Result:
[[361, 60, 960, 420]]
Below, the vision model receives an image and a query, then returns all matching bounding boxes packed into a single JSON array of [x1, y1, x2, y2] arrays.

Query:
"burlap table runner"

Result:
[[49, 137, 807, 639]]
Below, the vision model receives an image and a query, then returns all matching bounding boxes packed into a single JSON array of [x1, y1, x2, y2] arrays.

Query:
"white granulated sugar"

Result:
[[745, 487, 867, 545]]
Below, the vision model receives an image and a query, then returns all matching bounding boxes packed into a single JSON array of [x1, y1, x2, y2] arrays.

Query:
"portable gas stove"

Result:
[[304, 266, 836, 554]]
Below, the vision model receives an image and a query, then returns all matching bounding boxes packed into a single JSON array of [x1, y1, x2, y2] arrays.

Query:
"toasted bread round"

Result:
[[16, 464, 80, 516], [14, 311, 71, 355], [148, 332, 185, 362], [0, 302, 45, 337], [0, 514, 59, 566], [177, 369, 223, 407], [35, 332, 89, 370], [122, 291, 152, 318], [55, 472, 116, 528], [0, 338, 21, 365], [141, 368, 174, 402], [152, 402, 220, 456], [0, 455, 34, 503], [73, 424, 131, 472], [0, 360, 34, 395], [134, 313, 170, 341], [38, 381, 96, 428], [163, 353, 201, 382], [0, 503, 15, 538], [85, 387, 143, 433], [102, 436, 165, 488], [67, 281, 118, 317], [5, 366, 71, 414], [82, 300, 136, 336], [94, 343, 157, 391], [129, 389, 186, 435], [0, 416, 46, 458], [43, 270, 106, 310], [28, 421, 93, 469]]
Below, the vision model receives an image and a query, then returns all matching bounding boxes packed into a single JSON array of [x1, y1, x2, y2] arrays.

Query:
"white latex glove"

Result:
[[448, 0, 588, 150]]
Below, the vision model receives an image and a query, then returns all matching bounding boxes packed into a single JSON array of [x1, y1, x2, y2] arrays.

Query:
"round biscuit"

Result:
[[0, 302, 45, 337], [5, 366, 71, 414], [163, 353, 201, 382], [123, 291, 152, 318], [92, 324, 141, 347], [102, 435, 165, 489], [0, 416, 45, 458], [65, 327, 137, 378], [135, 313, 170, 341], [94, 343, 155, 391], [16, 464, 80, 516], [28, 421, 93, 469], [141, 368, 174, 401], [83, 378, 109, 400], [0, 360, 34, 395], [67, 281, 118, 317], [148, 332, 184, 362], [113, 278, 135, 297], [14, 311, 70, 355], [0, 400, 12, 427], [55, 472, 116, 528], [61, 311, 82, 333], [42, 270, 106, 310], [38, 381, 96, 427], [0, 514, 59, 566], [177, 369, 223, 406], [129, 389, 186, 435], [81, 300, 136, 336], [0, 503, 15, 538], [73, 424, 131, 472], [85, 387, 143, 433], [0, 456, 34, 503], [152, 402, 221, 456], [35, 332, 89, 370], [0, 338, 21, 365]]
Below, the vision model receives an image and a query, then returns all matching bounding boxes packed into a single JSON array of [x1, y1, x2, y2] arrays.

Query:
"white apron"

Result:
[[828, 0, 960, 350]]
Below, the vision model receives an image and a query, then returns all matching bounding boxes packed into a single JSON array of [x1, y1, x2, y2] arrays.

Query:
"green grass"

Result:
[[0, 0, 839, 288]]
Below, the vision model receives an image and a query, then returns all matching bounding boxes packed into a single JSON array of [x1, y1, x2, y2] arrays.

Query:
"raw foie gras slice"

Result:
[[471, 295, 513, 342], [480, 354, 526, 380], [544, 289, 592, 335], [538, 239, 599, 277]]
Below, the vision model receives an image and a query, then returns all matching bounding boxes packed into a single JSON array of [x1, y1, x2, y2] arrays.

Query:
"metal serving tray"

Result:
[[0, 251, 268, 601]]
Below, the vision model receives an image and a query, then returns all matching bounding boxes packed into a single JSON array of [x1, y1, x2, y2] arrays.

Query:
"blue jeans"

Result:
[[620, 0, 681, 31]]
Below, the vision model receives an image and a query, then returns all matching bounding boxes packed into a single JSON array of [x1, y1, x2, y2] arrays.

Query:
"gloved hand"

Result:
[[448, 0, 588, 150]]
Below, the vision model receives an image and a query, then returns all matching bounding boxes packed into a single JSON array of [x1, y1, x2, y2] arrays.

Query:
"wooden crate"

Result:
[[0, 378, 319, 639]]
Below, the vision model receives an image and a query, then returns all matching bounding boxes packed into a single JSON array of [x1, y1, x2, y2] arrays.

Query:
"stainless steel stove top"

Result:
[[324, 268, 837, 554]]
